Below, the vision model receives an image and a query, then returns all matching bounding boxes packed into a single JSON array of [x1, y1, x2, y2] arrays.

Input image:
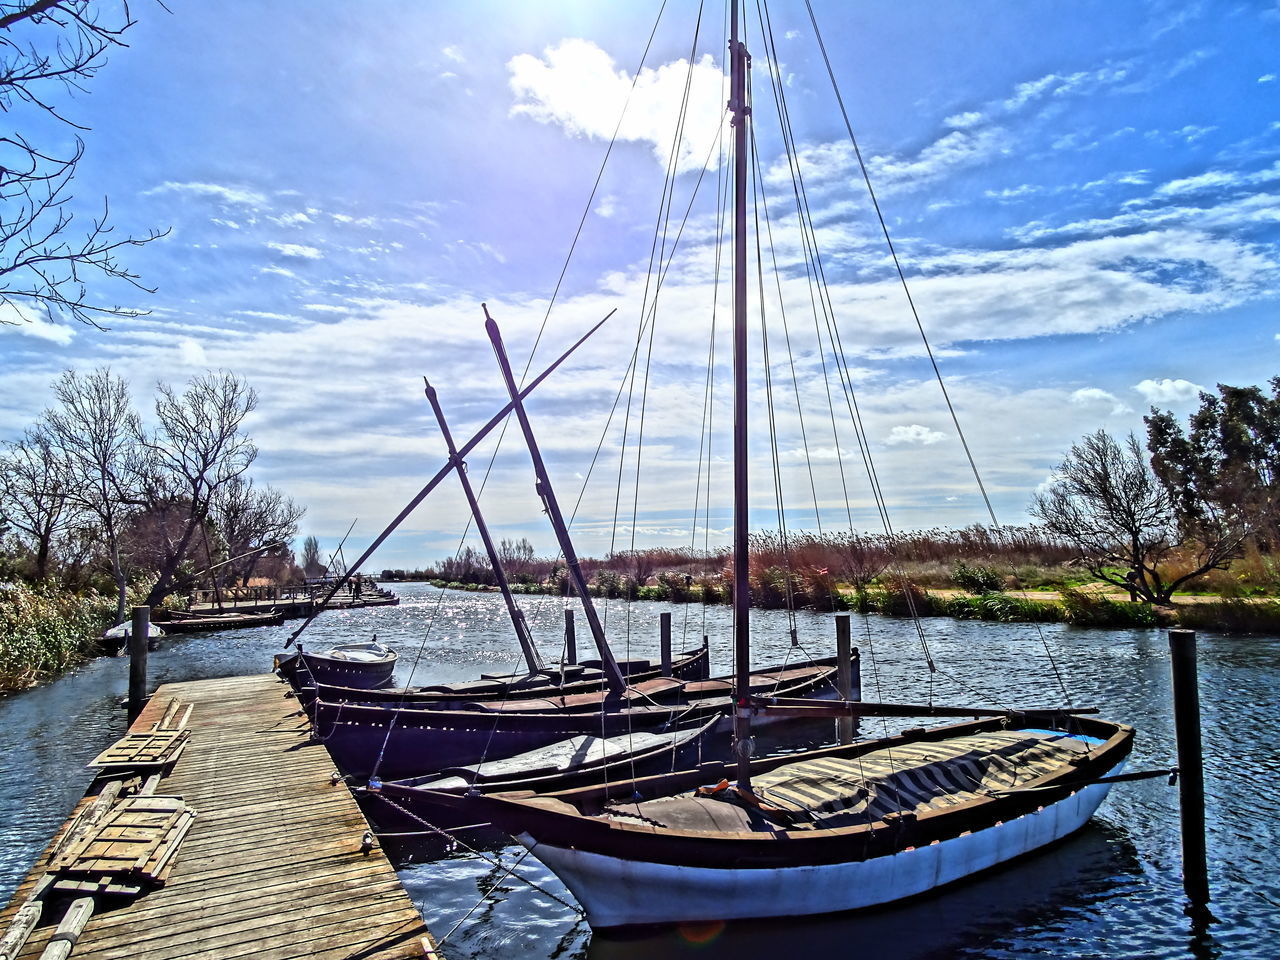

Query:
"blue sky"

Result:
[[2, 0, 1278, 570]]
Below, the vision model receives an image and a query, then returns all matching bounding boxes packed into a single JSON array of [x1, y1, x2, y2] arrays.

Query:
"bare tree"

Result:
[[42, 367, 146, 621], [1, 1, 167, 329], [1031, 429, 1250, 604], [139, 371, 258, 608], [0, 424, 78, 578], [207, 475, 304, 586]]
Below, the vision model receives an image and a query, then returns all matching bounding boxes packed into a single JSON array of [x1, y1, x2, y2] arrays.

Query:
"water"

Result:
[[2, 581, 1275, 958]]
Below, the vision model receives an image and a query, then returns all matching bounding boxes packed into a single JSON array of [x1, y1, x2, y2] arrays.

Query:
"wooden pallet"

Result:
[[88, 730, 189, 772], [48, 795, 196, 892]]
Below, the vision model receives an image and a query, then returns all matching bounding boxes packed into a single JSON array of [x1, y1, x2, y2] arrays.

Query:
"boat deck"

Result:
[[0, 674, 438, 960]]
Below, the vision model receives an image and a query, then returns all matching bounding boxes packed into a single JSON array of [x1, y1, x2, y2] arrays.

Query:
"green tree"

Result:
[[300, 535, 324, 580], [1145, 380, 1279, 548]]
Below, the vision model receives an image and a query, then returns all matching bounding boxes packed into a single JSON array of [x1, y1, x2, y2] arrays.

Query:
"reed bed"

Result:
[[0, 582, 113, 691]]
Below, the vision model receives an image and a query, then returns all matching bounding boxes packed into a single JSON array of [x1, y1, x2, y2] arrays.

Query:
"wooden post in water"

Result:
[[660, 612, 673, 676], [564, 609, 577, 665], [128, 606, 150, 723], [1169, 628, 1210, 908], [836, 615, 854, 744]]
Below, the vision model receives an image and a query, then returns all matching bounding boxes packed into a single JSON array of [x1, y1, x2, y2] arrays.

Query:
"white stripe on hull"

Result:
[[518, 776, 1118, 928]]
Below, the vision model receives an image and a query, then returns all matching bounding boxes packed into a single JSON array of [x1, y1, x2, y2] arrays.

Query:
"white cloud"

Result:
[[1134, 378, 1204, 405], [144, 181, 268, 207], [1002, 66, 1129, 112], [507, 39, 726, 172], [944, 111, 984, 128], [1069, 387, 1131, 415], [1260, 74, 1277, 84], [178, 338, 208, 365], [594, 194, 617, 218], [442, 45, 465, 63], [259, 265, 298, 279], [265, 241, 323, 259], [773, 126, 1007, 195], [885, 424, 946, 446], [269, 212, 313, 227], [1, 310, 75, 345]]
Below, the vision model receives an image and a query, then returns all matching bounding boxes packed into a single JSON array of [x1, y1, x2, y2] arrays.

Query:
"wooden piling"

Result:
[[1169, 628, 1210, 907], [564, 609, 577, 664], [836, 615, 854, 744], [660, 612, 673, 676], [127, 606, 150, 723]]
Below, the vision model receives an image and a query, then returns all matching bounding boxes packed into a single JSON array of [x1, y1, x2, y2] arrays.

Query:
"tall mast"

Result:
[[485, 308, 628, 697], [729, 0, 753, 791], [424, 378, 545, 675]]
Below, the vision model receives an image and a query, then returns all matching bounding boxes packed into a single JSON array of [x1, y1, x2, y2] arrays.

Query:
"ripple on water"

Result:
[[1, 583, 1276, 959]]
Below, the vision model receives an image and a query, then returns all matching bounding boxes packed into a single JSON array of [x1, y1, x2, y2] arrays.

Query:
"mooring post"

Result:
[[128, 606, 150, 723], [1169, 628, 1210, 909], [660, 612, 673, 676], [564, 609, 577, 665], [836, 614, 854, 744]]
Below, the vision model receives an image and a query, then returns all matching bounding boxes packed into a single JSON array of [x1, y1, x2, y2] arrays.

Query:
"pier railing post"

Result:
[[1169, 628, 1210, 909], [660, 612, 673, 676], [128, 606, 150, 723], [836, 614, 853, 744]]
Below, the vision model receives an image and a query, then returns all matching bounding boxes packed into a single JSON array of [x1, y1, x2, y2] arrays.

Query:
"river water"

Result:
[[1, 581, 1274, 959]]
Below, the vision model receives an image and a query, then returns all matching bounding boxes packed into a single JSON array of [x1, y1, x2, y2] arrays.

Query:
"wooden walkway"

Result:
[[1, 674, 438, 960]]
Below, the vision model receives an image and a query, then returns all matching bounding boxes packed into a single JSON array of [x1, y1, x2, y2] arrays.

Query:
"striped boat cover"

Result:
[[750, 730, 1091, 827]]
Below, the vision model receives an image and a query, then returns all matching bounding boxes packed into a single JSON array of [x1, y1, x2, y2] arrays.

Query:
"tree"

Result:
[[0, 425, 77, 578], [42, 367, 147, 622], [138, 371, 258, 608], [207, 475, 303, 586], [1, 1, 167, 329], [1030, 429, 1245, 604], [1146, 380, 1279, 549], [299, 535, 323, 580]]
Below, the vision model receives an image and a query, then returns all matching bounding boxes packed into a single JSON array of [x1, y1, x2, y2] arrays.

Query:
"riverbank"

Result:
[[427, 576, 1280, 633]]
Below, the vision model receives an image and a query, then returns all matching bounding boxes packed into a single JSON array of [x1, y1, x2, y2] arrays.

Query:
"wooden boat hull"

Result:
[[518, 773, 1119, 927], [278, 646, 710, 708], [162, 611, 286, 633], [300, 644, 398, 690], [311, 660, 837, 778], [474, 714, 1134, 928]]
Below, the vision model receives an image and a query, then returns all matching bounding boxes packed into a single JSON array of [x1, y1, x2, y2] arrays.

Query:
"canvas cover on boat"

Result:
[[748, 730, 1091, 826], [603, 729, 1091, 833]]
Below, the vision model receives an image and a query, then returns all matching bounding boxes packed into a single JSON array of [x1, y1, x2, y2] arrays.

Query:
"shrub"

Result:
[[1059, 587, 1157, 627], [952, 561, 1005, 595]]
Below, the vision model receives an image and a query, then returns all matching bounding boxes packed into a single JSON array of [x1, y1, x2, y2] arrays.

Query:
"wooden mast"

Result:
[[424, 378, 546, 675], [729, 0, 753, 791], [485, 308, 628, 696]]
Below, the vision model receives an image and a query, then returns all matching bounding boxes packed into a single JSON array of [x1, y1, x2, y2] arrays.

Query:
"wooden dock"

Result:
[[1, 674, 438, 960]]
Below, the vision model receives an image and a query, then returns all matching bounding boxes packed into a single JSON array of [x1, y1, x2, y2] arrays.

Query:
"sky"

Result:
[[1, 0, 1278, 571]]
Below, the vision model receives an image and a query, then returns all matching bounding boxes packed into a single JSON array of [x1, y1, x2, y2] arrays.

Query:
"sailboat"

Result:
[[296, 316, 839, 781], [455, 1, 1137, 928]]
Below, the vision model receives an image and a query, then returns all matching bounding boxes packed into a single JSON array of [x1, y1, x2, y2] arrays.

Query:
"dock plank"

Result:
[[0, 674, 437, 959]]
